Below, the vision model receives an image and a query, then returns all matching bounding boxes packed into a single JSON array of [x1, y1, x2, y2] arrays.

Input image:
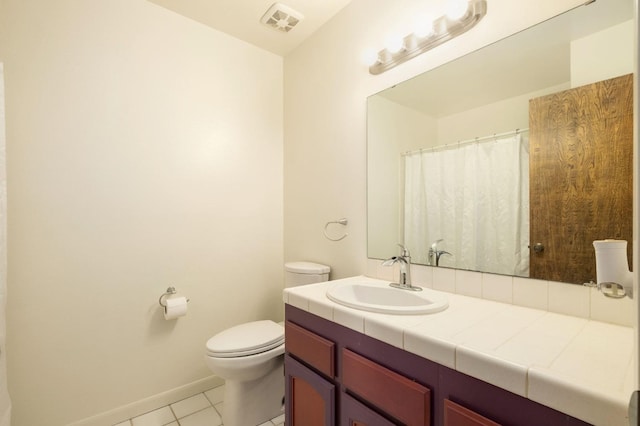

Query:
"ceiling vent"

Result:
[[260, 3, 304, 33]]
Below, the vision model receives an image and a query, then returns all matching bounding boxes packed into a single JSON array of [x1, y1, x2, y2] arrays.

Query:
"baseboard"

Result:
[[67, 375, 224, 426]]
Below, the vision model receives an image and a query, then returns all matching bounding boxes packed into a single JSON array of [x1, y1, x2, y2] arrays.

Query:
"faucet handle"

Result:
[[397, 243, 410, 257], [431, 239, 444, 250]]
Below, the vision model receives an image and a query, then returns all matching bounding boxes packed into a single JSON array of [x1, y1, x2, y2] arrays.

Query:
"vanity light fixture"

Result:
[[368, 0, 487, 75]]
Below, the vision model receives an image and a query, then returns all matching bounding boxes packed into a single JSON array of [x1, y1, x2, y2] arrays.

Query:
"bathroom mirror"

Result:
[[367, 0, 634, 284]]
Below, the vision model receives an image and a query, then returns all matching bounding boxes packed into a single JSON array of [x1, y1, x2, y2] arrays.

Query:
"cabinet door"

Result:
[[444, 399, 501, 426], [285, 354, 335, 426], [341, 392, 397, 426]]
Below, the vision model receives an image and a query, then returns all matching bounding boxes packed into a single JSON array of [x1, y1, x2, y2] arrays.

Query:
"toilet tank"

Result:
[[285, 262, 330, 287]]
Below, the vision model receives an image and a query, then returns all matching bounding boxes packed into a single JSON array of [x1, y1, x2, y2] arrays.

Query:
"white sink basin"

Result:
[[326, 280, 449, 315]]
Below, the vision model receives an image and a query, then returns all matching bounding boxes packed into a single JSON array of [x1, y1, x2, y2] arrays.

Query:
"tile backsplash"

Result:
[[366, 259, 634, 327]]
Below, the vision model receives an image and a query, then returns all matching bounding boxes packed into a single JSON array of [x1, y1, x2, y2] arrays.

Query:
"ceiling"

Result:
[[145, 0, 353, 56]]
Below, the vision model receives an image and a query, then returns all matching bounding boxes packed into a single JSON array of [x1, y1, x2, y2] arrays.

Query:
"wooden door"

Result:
[[529, 73, 633, 284]]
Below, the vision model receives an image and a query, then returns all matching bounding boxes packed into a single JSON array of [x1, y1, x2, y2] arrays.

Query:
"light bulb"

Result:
[[413, 19, 434, 38], [362, 48, 380, 66], [384, 35, 404, 54], [446, 0, 469, 20], [378, 49, 392, 64]]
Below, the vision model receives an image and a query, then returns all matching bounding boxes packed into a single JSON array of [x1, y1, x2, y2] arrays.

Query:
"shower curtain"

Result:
[[404, 133, 529, 276], [0, 64, 11, 426]]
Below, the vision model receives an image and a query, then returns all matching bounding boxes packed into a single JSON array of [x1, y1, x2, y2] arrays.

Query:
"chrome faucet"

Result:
[[428, 239, 451, 266], [382, 244, 422, 291]]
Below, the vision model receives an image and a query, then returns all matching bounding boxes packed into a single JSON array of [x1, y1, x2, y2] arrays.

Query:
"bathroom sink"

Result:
[[326, 281, 449, 315]]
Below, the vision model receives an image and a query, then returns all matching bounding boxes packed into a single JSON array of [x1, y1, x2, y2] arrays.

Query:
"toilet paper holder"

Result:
[[158, 286, 190, 307]]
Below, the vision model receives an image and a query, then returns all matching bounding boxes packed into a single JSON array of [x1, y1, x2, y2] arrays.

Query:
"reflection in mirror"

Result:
[[367, 0, 634, 284]]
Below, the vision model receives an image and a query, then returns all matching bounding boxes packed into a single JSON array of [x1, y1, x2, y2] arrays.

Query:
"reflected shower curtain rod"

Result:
[[402, 128, 529, 156]]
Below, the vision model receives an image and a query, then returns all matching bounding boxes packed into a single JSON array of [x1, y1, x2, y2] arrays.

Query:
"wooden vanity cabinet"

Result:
[[285, 305, 438, 426], [284, 304, 590, 426]]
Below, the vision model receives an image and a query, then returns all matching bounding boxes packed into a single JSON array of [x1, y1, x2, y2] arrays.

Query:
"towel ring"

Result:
[[324, 218, 348, 242]]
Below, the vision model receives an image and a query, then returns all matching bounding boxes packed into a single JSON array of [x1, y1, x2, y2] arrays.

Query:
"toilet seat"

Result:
[[206, 320, 284, 358]]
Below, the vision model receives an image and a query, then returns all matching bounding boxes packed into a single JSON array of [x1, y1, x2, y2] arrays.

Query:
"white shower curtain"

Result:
[[404, 133, 529, 276], [0, 64, 11, 426]]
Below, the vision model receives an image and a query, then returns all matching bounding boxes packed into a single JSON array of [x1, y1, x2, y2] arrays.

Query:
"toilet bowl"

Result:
[[204, 262, 330, 426], [205, 320, 285, 426]]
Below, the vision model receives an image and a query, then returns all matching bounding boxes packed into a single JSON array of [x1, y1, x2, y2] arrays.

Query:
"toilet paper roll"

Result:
[[164, 296, 188, 320]]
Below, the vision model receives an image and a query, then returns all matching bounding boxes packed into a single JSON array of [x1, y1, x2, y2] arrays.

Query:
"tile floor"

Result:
[[113, 384, 285, 426]]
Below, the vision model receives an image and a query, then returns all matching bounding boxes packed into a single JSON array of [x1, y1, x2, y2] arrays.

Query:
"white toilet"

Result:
[[204, 261, 330, 426]]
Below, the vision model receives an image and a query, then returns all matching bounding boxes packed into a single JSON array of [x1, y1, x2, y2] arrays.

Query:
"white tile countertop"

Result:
[[283, 275, 635, 426]]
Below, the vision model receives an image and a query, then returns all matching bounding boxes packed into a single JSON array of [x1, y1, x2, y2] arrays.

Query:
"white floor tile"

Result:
[[178, 406, 222, 426], [214, 402, 224, 416], [113, 385, 285, 426], [270, 414, 285, 424], [170, 393, 212, 419], [204, 385, 225, 405], [131, 406, 175, 426]]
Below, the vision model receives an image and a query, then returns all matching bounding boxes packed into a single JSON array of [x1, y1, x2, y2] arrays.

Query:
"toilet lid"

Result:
[[206, 320, 284, 358], [285, 261, 330, 274]]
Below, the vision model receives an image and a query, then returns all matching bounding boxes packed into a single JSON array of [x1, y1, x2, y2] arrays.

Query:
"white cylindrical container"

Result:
[[284, 261, 330, 287], [593, 239, 632, 287]]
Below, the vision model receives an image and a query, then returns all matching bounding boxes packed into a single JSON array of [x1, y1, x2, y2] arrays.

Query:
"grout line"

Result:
[[168, 404, 178, 423], [119, 386, 283, 426]]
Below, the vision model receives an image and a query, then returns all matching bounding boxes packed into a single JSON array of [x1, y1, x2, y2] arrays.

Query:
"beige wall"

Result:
[[0, 65, 9, 426], [284, 0, 586, 276], [436, 83, 570, 144], [0, 0, 283, 425], [571, 20, 634, 87], [367, 96, 435, 260]]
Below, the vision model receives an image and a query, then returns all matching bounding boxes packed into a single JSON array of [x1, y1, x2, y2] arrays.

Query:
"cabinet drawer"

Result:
[[285, 320, 335, 378], [444, 399, 501, 426], [342, 349, 431, 426]]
